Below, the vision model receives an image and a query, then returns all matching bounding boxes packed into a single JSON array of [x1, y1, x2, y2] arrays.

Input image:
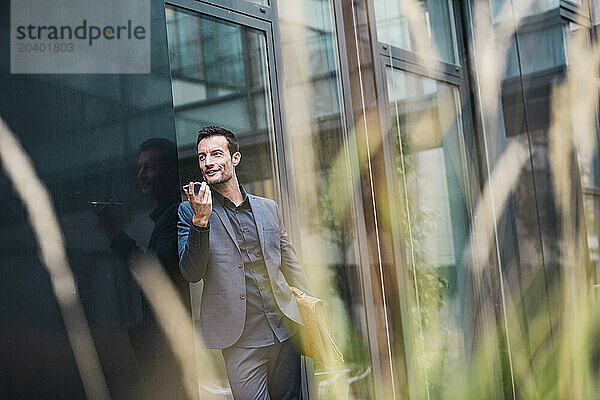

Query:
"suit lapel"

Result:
[[211, 199, 241, 255], [248, 195, 267, 257]]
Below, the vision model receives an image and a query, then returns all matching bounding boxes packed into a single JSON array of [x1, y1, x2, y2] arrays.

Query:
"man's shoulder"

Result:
[[155, 201, 181, 225], [247, 194, 278, 209]]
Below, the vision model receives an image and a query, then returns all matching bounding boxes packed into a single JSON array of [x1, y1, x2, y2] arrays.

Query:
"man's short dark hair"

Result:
[[139, 138, 178, 166], [197, 126, 239, 156]]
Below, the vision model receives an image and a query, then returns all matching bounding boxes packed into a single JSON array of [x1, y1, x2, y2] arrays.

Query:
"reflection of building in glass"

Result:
[[2, 0, 600, 399]]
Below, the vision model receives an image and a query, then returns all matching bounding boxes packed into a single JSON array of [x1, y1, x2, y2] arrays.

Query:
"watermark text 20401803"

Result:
[[11, 0, 150, 74]]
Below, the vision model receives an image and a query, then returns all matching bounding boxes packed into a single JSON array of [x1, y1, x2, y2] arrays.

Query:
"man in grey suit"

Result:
[[177, 126, 313, 399]]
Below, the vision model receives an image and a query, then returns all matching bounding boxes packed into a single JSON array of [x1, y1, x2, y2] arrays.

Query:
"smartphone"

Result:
[[182, 182, 203, 195], [89, 201, 124, 209], [89, 201, 124, 218]]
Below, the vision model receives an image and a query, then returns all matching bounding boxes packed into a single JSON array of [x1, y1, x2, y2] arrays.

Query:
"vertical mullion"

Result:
[[331, 0, 386, 398]]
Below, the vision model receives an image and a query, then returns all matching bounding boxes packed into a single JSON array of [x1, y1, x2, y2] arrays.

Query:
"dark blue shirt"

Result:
[[211, 186, 295, 348]]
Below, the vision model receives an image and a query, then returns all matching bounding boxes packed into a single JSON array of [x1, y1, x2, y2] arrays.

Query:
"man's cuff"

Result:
[[188, 221, 209, 249], [191, 220, 210, 232]]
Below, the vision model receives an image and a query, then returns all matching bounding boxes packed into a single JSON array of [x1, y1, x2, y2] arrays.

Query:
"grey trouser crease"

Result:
[[221, 337, 302, 400]]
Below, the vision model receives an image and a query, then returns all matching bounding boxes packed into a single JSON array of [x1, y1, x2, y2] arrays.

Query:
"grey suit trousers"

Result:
[[222, 337, 302, 400]]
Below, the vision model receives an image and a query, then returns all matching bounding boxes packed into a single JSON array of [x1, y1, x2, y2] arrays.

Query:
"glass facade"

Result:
[[0, 1, 196, 399], [2, 0, 600, 399]]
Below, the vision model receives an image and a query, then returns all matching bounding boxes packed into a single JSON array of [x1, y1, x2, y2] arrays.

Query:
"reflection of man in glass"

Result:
[[178, 126, 312, 399], [106, 138, 190, 304], [134, 138, 188, 299], [97, 138, 192, 399]]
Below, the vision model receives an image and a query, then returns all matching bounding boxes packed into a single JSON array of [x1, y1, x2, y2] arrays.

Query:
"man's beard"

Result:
[[204, 169, 233, 185]]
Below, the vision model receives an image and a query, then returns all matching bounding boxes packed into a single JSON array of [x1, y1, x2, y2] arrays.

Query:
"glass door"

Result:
[[165, 2, 286, 397], [165, 3, 282, 201]]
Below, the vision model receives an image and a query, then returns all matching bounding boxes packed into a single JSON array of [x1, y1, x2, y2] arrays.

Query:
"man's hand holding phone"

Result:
[[184, 181, 212, 227]]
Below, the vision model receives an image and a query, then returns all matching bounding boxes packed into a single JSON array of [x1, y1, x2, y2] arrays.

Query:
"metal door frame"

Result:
[[163, 1, 313, 397]]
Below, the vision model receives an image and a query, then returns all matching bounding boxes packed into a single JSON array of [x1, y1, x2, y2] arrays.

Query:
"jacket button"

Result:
[[240, 294, 246, 299], [237, 263, 243, 268]]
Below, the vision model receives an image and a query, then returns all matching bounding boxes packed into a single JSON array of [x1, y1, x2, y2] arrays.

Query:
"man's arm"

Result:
[[275, 202, 314, 295], [178, 202, 210, 282], [153, 205, 179, 275]]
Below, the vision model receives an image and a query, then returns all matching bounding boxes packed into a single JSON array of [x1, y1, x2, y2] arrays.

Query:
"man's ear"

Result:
[[232, 151, 241, 166]]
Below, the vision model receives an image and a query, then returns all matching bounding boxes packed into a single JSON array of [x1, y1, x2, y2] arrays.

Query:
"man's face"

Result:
[[137, 150, 167, 196], [197, 135, 240, 185]]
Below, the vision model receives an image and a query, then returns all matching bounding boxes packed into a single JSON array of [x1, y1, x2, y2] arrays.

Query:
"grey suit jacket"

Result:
[[177, 193, 312, 349]]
